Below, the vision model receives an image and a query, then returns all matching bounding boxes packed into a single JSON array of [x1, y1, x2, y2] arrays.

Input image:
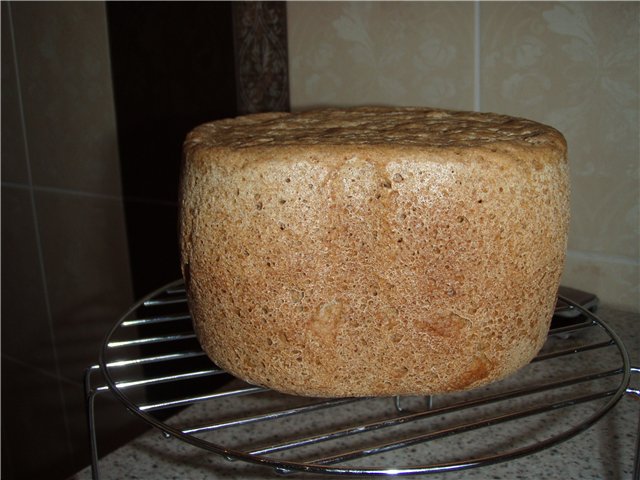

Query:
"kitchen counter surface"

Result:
[[71, 305, 639, 480]]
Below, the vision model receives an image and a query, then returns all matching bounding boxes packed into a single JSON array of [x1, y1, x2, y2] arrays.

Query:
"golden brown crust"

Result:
[[180, 106, 569, 397], [184, 106, 566, 150]]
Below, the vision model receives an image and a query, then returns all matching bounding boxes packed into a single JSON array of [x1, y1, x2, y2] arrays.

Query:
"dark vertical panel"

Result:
[[106, 1, 238, 297], [232, 2, 290, 113]]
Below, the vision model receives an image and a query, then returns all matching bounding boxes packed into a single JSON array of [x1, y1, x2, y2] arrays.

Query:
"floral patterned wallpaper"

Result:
[[287, 1, 639, 312], [288, 2, 475, 109], [233, 2, 290, 113]]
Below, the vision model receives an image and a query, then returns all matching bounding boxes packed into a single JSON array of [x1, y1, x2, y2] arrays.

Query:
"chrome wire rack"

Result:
[[85, 279, 639, 479]]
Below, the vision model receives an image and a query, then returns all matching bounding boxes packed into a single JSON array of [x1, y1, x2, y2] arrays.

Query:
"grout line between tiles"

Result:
[[1, 181, 124, 202], [1, 354, 84, 388], [6, 1, 76, 459], [1, 182, 178, 208]]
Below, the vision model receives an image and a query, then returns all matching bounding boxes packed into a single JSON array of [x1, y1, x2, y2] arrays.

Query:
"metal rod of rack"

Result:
[[84, 281, 638, 479], [245, 368, 623, 458], [182, 398, 359, 434], [306, 389, 618, 467]]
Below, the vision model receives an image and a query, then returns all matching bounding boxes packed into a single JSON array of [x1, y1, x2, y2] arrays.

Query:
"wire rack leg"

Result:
[[634, 408, 639, 480], [628, 366, 640, 480], [84, 367, 101, 480]]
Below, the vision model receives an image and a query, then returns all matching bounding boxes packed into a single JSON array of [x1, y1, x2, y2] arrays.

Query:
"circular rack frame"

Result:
[[87, 279, 636, 478]]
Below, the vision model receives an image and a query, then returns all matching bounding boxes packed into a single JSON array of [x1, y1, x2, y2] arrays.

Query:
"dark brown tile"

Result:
[[1, 356, 74, 480], [1, 2, 29, 184], [34, 190, 133, 384], [1, 186, 57, 373], [10, 2, 121, 195]]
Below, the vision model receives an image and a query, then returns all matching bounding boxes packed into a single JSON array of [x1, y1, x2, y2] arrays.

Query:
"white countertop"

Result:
[[71, 306, 639, 480]]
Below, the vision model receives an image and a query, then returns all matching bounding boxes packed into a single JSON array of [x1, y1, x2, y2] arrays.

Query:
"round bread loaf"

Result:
[[179, 107, 569, 398]]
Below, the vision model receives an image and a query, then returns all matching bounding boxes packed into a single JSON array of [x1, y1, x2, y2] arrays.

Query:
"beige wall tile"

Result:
[[10, 2, 122, 195], [562, 251, 639, 312], [288, 1, 475, 111], [480, 1, 639, 311]]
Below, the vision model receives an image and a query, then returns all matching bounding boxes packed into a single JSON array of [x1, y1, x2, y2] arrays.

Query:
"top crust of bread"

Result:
[[180, 107, 569, 398], [184, 107, 566, 152]]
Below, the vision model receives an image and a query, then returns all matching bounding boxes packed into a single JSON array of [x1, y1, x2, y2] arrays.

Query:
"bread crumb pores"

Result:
[[179, 107, 570, 397]]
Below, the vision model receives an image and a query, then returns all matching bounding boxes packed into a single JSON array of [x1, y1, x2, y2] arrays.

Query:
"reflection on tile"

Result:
[[10, 2, 121, 195], [1, 186, 56, 373], [1, 356, 73, 480], [34, 190, 133, 384], [1, 2, 28, 184], [288, 2, 475, 110]]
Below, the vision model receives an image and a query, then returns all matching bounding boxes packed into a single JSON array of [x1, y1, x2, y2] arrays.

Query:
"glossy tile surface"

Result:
[[1, 357, 73, 480], [34, 189, 133, 383], [9, 2, 122, 195], [1, 186, 55, 372], [1, 2, 28, 184]]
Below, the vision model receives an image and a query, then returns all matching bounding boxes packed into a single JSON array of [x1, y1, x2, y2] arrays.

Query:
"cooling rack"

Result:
[[85, 279, 639, 479]]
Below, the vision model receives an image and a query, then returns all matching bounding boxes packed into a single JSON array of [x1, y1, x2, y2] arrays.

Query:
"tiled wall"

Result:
[[287, 1, 640, 312], [1, 3, 145, 479], [2, 2, 280, 477]]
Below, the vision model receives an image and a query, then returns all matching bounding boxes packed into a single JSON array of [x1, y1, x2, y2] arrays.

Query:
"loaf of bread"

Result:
[[179, 107, 569, 397]]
